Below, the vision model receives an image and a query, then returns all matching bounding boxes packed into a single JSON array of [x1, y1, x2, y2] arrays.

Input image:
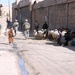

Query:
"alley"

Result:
[[0, 31, 75, 75], [0, 0, 75, 75]]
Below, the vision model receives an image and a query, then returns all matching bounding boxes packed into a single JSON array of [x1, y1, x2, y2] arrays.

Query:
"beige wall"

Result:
[[68, 2, 75, 29], [32, 7, 48, 30], [49, 4, 67, 29], [12, 0, 75, 31], [0, 6, 12, 33], [32, 0, 75, 30], [1, 6, 12, 20]]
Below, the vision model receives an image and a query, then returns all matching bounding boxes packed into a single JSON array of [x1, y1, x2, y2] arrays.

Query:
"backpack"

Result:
[[24, 22, 30, 29]]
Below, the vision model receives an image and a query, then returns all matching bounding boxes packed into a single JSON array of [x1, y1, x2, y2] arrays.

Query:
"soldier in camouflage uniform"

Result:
[[13, 19, 19, 36], [23, 19, 30, 39]]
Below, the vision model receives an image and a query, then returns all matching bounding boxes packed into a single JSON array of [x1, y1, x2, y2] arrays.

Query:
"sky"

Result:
[[0, 0, 15, 6]]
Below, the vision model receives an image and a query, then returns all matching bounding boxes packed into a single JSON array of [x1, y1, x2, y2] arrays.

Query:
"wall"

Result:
[[0, 6, 12, 33], [32, 0, 75, 30], [32, 7, 48, 30], [12, 0, 75, 31], [49, 4, 67, 29], [68, 2, 75, 29]]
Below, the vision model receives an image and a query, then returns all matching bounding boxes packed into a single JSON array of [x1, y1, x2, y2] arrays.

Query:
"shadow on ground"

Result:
[[0, 43, 9, 45], [65, 46, 75, 51], [46, 41, 75, 51], [14, 38, 25, 40], [15, 37, 34, 40], [45, 42, 59, 46]]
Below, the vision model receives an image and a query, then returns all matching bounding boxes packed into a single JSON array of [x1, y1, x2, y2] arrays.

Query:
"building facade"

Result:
[[12, 0, 44, 30], [0, 5, 12, 33], [32, 0, 75, 30], [12, 0, 75, 31]]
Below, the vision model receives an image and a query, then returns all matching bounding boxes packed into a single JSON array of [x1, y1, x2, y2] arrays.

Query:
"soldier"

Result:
[[23, 19, 30, 39], [13, 19, 19, 36]]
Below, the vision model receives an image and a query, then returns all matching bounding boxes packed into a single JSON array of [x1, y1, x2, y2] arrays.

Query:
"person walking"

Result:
[[13, 19, 19, 36], [23, 19, 30, 39], [8, 28, 14, 44]]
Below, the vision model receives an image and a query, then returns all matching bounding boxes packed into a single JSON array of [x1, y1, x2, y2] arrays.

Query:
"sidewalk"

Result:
[[0, 34, 21, 75]]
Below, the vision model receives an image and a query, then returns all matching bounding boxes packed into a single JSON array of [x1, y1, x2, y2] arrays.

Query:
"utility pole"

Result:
[[8, 0, 10, 20]]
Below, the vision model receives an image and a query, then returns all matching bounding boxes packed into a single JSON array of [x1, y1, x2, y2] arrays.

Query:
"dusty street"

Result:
[[0, 0, 75, 75], [0, 31, 75, 75], [15, 32, 75, 75]]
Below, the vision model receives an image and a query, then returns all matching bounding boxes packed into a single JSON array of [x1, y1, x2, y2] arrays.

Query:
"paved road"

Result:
[[14, 32, 75, 75]]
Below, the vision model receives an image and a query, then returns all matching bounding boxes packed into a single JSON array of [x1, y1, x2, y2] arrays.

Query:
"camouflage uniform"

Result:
[[23, 19, 30, 39], [13, 19, 19, 36]]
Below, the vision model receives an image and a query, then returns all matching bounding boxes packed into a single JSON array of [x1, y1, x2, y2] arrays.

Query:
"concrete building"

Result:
[[12, 0, 30, 30], [0, 5, 12, 34], [12, 0, 75, 31], [32, 0, 75, 30], [12, 0, 44, 30]]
